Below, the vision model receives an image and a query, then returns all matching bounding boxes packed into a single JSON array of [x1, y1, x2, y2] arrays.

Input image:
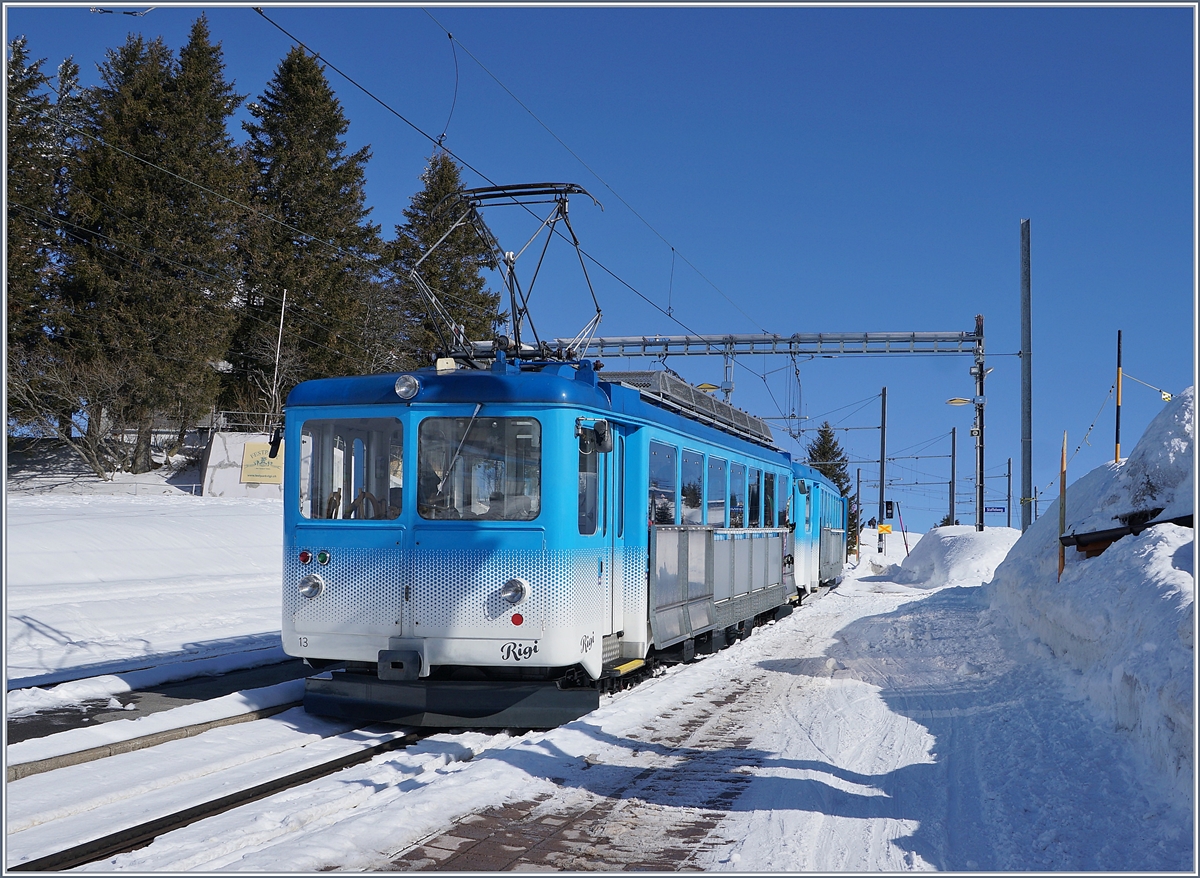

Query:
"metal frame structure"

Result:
[[562, 324, 989, 531]]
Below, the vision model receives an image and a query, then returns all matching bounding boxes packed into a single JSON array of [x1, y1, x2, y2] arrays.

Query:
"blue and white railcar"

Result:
[[281, 356, 846, 727]]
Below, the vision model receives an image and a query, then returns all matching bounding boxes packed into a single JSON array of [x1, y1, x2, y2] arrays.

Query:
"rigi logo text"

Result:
[[500, 641, 539, 662]]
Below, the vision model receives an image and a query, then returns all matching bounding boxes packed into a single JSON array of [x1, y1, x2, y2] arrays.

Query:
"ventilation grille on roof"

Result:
[[601, 370, 774, 447]]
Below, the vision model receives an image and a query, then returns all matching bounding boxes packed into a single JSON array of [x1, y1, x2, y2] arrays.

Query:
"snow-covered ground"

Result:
[[5, 491, 285, 713], [5, 392, 1194, 870]]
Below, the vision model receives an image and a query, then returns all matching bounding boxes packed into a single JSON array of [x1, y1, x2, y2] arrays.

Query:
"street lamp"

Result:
[[945, 315, 988, 532]]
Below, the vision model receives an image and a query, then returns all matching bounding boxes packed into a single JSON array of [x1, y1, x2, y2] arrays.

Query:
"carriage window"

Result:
[[764, 472, 776, 527], [749, 467, 762, 527], [579, 436, 599, 535], [707, 457, 727, 526], [779, 476, 790, 528], [418, 417, 540, 521], [730, 464, 746, 528], [649, 441, 677, 525], [681, 450, 704, 525], [299, 418, 402, 521]]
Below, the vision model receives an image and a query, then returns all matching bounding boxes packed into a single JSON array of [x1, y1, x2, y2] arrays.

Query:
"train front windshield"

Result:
[[299, 417, 403, 520], [417, 416, 541, 521]]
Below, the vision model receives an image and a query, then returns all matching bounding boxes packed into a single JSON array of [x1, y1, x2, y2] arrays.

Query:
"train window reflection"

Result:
[[299, 418, 402, 521], [707, 457, 727, 526], [681, 450, 703, 525], [418, 417, 541, 521], [749, 468, 762, 527], [764, 472, 776, 527], [649, 441, 677, 525], [730, 464, 745, 528]]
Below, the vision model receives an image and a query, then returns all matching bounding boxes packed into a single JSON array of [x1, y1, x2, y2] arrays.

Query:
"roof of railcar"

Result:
[[286, 363, 841, 496]]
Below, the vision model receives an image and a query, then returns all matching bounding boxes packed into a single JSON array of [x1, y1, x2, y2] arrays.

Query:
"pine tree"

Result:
[[6, 37, 56, 366], [230, 46, 382, 415], [805, 420, 858, 549], [385, 151, 502, 369], [6, 40, 114, 473], [160, 15, 244, 447], [64, 23, 242, 473]]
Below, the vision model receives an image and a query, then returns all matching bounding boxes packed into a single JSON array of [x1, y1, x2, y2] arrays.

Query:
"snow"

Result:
[[4, 395, 1195, 870], [5, 492, 284, 693], [987, 385, 1195, 799]]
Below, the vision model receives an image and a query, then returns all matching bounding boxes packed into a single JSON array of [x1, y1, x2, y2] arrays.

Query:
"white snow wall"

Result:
[[987, 387, 1194, 798]]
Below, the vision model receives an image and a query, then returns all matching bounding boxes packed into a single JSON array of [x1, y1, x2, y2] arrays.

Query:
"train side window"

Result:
[[299, 418, 402, 521], [649, 441, 677, 525], [778, 475, 789, 527], [707, 457, 727, 526], [763, 472, 776, 527], [681, 450, 703, 525], [729, 464, 746, 528], [805, 486, 812, 531], [579, 437, 599, 535], [748, 467, 762, 527]]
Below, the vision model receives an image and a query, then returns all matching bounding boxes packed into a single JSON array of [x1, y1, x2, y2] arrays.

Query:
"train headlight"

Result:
[[299, 573, 325, 599], [394, 374, 420, 400], [500, 577, 529, 605]]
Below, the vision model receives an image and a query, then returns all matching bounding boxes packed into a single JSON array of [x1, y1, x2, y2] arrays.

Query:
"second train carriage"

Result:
[[281, 356, 847, 727]]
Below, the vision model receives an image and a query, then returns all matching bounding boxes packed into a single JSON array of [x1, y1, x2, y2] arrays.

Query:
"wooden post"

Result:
[[1115, 330, 1123, 463], [1058, 432, 1067, 581]]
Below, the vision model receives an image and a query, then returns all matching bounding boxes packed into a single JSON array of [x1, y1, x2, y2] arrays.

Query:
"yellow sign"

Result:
[[877, 523, 893, 534], [241, 442, 283, 485]]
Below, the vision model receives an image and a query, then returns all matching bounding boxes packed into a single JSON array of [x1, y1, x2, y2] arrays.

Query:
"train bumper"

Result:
[[304, 672, 599, 729]]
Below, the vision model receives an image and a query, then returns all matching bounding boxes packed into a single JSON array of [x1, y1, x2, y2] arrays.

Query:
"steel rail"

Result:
[[9, 730, 423, 872], [7, 702, 302, 782]]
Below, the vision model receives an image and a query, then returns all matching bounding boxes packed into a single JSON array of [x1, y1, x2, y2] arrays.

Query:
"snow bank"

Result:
[[7, 680, 304, 766], [891, 525, 1021, 588], [987, 387, 1194, 796]]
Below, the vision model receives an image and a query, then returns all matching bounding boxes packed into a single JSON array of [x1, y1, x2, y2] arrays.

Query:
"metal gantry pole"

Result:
[[856, 467, 862, 563], [949, 426, 957, 526], [1020, 219, 1033, 532], [973, 315, 986, 532], [878, 387, 887, 553], [1007, 457, 1012, 528]]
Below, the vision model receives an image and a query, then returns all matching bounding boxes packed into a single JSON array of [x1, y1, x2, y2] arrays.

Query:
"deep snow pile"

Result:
[[987, 387, 1195, 796], [889, 525, 1021, 588]]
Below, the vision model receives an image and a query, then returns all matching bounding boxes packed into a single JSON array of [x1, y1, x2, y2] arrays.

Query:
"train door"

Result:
[[798, 479, 816, 592], [606, 429, 626, 637]]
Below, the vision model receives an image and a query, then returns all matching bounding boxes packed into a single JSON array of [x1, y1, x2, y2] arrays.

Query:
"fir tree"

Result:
[[6, 37, 56, 362], [385, 151, 502, 369], [805, 420, 858, 549], [64, 23, 242, 473], [231, 46, 383, 414]]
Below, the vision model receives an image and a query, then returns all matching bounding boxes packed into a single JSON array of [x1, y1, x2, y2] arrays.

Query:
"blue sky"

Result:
[[7, 4, 1195, 532]]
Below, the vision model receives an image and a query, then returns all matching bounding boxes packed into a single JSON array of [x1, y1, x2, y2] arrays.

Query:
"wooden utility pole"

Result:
[[1058, 432, 1067, 580], [1115, 330, 1123, 462]]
